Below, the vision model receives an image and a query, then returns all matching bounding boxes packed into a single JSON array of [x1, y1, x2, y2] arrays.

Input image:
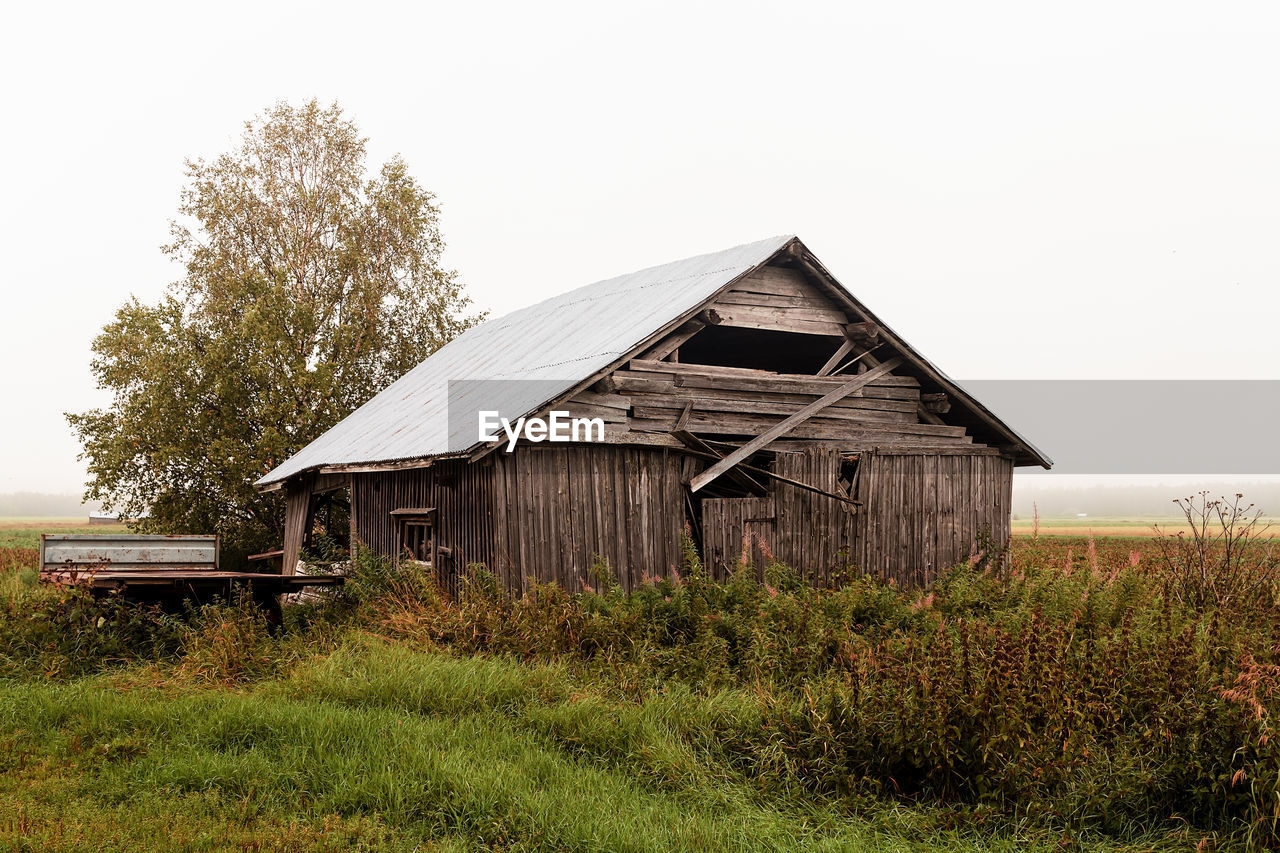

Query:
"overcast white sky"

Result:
[[2, 1, 1278, 495]]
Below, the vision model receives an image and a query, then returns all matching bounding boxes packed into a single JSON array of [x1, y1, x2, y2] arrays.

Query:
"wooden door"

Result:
[[700, 497, 776, 580]]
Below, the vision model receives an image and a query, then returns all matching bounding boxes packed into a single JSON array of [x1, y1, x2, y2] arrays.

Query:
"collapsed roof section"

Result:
[[257, 235, 1049, 488]]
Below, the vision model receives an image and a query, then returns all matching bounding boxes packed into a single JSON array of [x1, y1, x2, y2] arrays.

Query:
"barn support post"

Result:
[[347, 474, 357, 554], [282, 472, 316, 576]]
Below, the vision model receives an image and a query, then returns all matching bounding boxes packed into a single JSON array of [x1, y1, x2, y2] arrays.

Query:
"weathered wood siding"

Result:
[[771, 449, 860, 582], [710, 265, 850, 336], [350, 460, 495, 593], [698, 448, 1012, 587], [700, 448, 859, 582], [282, 472, 314, 576], [617, 361, 971, 446], [857, 451, 1013, 586], [700, 497, 777, 580], [490, 445, 689, 594]]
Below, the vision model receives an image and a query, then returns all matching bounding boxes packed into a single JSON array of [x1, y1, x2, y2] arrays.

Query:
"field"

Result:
[[2, 521, 1279, 851], [0, 518, 130, 549], [1012, 516, 1280, 538], [1010, 517, 1168, 537]]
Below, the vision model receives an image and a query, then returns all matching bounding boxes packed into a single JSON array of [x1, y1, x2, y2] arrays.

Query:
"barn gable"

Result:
[[258, 235, 1047, 489], [521, 242, 1049, 476]]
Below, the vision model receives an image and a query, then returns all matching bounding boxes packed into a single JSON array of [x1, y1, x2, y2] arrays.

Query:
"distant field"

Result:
[[1011, 516, 1280, 538], [0, 518, 131, 549]]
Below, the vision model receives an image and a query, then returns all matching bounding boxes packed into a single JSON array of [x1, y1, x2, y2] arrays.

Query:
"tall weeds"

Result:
[[337, 534, 1280, 847], [5, 524, 1280, 846]]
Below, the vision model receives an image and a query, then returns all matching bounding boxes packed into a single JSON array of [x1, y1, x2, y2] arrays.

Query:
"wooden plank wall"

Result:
[[709, 265, 850, 336], [350, 459, 496, 592], [616, 361, 971, 445], [857, 451, 1013, 586], [490, 445, 689, 594], [699, 448, 1015, 587], [700, 497, 776, 580], [700, 448, 858, 583], [771, 448, 859, 584], [344, 449, 1013, 592]]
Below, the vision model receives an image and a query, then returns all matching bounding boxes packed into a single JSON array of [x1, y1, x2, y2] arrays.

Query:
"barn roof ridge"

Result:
[[257, 234, 1047, 486]]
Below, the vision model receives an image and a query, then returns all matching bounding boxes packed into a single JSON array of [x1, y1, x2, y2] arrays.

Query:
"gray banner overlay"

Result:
[[449, 378, 1279, 474], [963, 380, 1280, 475], [447, 379, 577, 454]]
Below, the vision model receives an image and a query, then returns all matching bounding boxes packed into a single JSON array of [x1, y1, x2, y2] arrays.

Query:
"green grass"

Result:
[[0, 636, 1176, 852], [1, 534, 1268, 851]]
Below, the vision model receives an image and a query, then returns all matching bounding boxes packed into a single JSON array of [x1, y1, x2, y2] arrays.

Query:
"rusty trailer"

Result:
[[39, 534, 342, 618]]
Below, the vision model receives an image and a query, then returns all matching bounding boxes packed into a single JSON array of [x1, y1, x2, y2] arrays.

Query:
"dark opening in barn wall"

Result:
[[311, 487, 351, 553], [677, 325, 845, 374]]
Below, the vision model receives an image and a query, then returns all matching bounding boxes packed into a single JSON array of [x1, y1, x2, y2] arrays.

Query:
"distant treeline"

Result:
[[1013, 478, 1280, 519], [0, 493, 100, 518]]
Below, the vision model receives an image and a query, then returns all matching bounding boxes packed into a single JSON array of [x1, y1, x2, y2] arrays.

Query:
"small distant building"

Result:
[[87, 511, 119, 525], [257, 236, 1051, 591]]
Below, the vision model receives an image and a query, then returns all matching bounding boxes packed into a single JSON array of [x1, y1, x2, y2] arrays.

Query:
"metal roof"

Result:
[[257, 235, 795, 485]]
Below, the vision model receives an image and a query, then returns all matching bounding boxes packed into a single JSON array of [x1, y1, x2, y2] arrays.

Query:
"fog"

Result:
[[2, 2, 1277, 496], [0, 493, 102, 519], [1011, 476, 1280, 519]]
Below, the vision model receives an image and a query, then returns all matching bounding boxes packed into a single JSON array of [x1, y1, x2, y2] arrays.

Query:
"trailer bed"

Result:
[[39, 568, 343, 594], [37, 534, 343, 605]]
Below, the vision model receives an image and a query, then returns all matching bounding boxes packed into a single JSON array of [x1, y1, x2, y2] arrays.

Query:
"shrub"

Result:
[[335, 537, 1280, 847], [0, 585, 185, 679], [172, 594, 292, 685], [1153, 493, 1279, 613]]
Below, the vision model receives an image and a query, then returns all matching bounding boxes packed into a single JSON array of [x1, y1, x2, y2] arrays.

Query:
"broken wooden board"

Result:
[[690, 357, 905, 492]]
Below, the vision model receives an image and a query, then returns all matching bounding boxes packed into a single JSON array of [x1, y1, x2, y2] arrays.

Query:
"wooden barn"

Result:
[[257, 236, 1050, 591]]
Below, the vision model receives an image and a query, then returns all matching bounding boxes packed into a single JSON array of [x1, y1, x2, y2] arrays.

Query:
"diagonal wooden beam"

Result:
[[671, 427, 767, 495], [816, 339, 855, 377], [688, 357, 904, 493], [675, 443, 861, 505], [916, 404, 946, 425], [675, 400, 693, 432], [672, 403, 767, 494]]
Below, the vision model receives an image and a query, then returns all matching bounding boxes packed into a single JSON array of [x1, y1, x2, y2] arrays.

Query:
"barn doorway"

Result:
[[699, 496, 776, 580], [390, 507, 462, 598]]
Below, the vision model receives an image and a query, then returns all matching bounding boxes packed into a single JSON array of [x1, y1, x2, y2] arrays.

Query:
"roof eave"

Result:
[[254, 450, 473, 491]]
